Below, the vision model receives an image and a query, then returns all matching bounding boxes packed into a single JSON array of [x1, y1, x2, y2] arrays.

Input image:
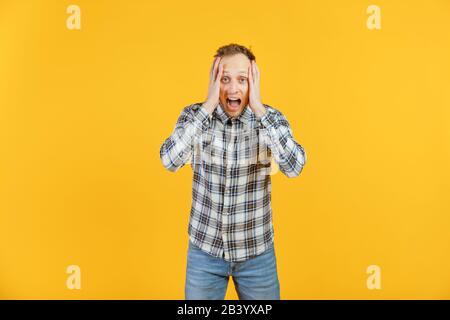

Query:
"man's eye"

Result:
[[239, 78, 247, 83], [221, 77, 229, 82]]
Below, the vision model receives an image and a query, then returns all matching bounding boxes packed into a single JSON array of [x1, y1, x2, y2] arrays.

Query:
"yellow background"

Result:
[[1, 0, 449, 299]]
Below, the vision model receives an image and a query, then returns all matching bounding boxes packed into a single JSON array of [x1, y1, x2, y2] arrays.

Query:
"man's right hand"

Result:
[[202, 57, 223, 115]]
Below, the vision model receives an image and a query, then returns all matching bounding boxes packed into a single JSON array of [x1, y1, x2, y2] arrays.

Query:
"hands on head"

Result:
[[202, 56, 266, 118], [202, 57, 224, 114], [247, 60, 265, 117]]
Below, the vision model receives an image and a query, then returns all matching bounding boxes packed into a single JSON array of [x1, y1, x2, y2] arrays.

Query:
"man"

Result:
[[160, 44, 306, 300]]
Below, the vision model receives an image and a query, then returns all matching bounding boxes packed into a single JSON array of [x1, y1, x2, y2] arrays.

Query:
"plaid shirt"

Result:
[[160, 102, 306, 262]]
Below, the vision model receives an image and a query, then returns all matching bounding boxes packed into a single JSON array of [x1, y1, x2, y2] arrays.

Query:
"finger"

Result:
[[209, 57, 217, 78], [214, 58, 222, 82], [248, 65, 253, 89], [252, 61, 258, 81], [211, 57, 220, 82], [209, 58, 215, 77], [254, 61, 260, 80], [215, 62, 224, 82], [252, 62, 257, 84]]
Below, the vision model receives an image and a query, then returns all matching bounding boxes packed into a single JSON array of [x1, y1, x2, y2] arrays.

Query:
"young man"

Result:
[[160, 44, 307, 300]]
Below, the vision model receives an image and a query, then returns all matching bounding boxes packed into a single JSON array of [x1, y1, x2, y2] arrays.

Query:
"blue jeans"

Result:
[[185, 240, 280, 300]]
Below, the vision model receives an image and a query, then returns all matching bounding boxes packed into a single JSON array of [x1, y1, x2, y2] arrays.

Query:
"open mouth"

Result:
[[226, 98, 242, 110]]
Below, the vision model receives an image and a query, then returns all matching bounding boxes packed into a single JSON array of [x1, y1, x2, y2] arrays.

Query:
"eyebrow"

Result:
[[223, 71, 248, 75]]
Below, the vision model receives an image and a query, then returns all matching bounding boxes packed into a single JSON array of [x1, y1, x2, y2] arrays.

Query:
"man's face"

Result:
[[219, 53, 251, 118]]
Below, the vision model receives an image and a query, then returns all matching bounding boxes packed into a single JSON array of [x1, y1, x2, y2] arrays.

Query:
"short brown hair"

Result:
[[214, 43, 256, 61]]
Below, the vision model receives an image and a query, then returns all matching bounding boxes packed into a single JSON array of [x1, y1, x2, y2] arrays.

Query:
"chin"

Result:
[[225, 111, 240, 118]]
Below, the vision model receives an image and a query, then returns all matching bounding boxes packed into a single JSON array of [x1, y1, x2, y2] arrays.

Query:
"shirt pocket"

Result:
[[199, 129, 225, 167]]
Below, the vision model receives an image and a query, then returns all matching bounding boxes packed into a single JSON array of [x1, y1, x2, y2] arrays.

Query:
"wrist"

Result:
[[252, 103, 266, 118], [202, 100, 217, 115]]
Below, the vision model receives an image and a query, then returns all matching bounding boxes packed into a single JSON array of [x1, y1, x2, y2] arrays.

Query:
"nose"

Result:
[[228, 80, 239, 94]]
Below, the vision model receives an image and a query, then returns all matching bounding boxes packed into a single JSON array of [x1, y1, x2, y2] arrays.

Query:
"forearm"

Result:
[[259, 111, 306, 178], [160, 105, 210, 172]]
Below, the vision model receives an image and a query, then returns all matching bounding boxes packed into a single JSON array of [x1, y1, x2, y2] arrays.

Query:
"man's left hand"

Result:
[[248, 60, 267, 118]]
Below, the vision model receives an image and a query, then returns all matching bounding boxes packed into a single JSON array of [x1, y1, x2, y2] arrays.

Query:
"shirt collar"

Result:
[[214, 102, 253, 125]]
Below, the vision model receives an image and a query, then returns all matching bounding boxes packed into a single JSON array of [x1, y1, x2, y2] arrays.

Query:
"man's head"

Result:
[[214, 44, 255, 118]]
